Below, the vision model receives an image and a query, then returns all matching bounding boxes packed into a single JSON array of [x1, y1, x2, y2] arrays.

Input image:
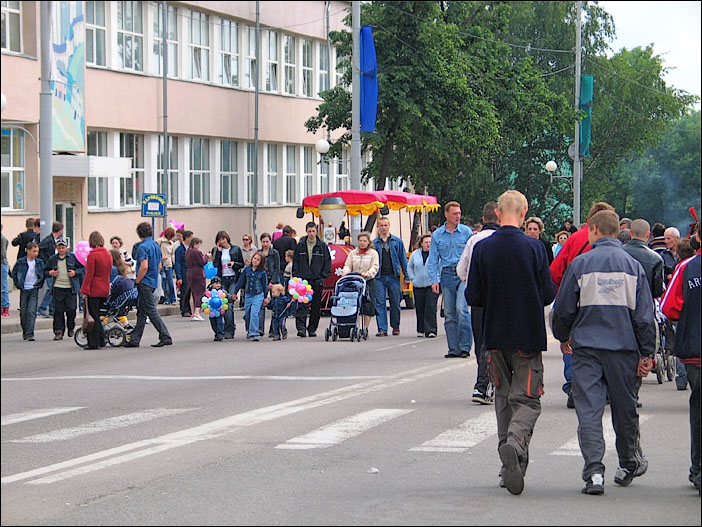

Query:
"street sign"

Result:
[[141, 193, 167, 218]]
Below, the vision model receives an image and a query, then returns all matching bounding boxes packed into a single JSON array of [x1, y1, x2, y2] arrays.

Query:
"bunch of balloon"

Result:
[[288, 277, 314, 304], [201, 289, 229, 318]]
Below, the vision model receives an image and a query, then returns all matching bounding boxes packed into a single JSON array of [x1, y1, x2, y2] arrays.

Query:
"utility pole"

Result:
[[253, 0, 260, 242], [573, 0, 582, 225], [162, 0, 169, 230], [39, 1, 53, 240], [350, 0, 362, 242]]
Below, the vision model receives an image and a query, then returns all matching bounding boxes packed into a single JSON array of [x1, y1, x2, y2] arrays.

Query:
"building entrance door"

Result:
[[55, 202, 75, 248]]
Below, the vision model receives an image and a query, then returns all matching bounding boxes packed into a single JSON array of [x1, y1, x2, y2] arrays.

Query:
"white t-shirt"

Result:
[[24, 259, 38, 290], [221, 249, 236, 277]]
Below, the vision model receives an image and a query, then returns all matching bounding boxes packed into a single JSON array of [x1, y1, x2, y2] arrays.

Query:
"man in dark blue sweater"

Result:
[[466, 190, 555, 495]]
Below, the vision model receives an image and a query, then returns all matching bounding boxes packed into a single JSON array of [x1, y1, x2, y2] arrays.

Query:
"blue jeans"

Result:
[[562, 353, 573, 394], [440, 267, 472, 354], [20, 288, 39, 338], [161, 267, 176, 304], [374, 275, 402, 333], [209, 314, 224, 338], [221, 276, 238, 338], [1, 263, 9, 308], [244, 292, 264, 338], [39, 276, 54, 315]]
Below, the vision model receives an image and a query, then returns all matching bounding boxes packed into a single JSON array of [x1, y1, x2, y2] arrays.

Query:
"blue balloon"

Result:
[[204, 262, 217, 279], [210, 296, 222, 310]]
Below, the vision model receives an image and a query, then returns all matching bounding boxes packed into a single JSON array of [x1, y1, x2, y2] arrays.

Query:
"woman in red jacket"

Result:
[[80, 231, 112, 349]]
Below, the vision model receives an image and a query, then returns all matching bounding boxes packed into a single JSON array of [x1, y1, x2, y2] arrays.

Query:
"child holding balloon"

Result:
[[231, 252, 268, 341], [203, 276, 232, 341], [267, 284, 291, 340]]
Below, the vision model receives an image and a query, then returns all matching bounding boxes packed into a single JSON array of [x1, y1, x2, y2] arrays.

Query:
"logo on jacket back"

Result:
[[597, 277, 625, 294]]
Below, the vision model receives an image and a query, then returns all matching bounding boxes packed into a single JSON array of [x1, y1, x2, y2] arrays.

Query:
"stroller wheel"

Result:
[[73, 328, 88, 348], [666, 355, 676, 382], [325, 328, 331, 342], [350, 328, 357, 341], [107, 327, 126, 347], [332, 327, 338, 341], [654, 355, 664, 384], [363, 328, 368, 340]]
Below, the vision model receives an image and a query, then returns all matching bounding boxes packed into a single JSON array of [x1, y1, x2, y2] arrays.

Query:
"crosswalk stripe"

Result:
[[5, 408, 194, 443], [409, 411, 497, 452], [275, 409, 414, 450], [1, 408, 86, 427], [551, 414, 652, 456]]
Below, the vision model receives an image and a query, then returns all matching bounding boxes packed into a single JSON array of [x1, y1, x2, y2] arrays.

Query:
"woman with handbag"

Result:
[[80, 231, 112, 349]]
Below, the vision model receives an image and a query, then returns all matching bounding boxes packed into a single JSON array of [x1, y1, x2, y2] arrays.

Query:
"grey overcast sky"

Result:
[[597, 1, 701, 107]]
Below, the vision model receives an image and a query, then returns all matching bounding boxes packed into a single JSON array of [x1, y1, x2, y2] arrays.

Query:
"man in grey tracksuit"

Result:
[[552, 210, 656, 495]]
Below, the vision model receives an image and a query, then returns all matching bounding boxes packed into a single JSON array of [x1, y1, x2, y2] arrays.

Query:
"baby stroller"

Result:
[[74, 277, 138, 348], [652, 299, 676, 384], [325, 273, 369, 342]]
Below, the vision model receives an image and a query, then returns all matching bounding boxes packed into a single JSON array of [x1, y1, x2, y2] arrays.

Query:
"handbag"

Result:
[[82, 298, 94, 332]]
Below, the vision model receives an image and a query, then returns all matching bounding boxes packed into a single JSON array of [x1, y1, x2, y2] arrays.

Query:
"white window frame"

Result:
[[284, 145, 297, 204], [218, 19, 239, 86], [246, 142, 256, 204], [85, 1, 106, 66], [245, 25, 257, 89], [303, 146, 314, 197], [188, 10, 209, 81], [189, 137, 210, 205], [119, 132, 144, 208], [151, 3, 178, 77], [283, 35, 296, 95], [334, 47, 346, 89], [266, 143, 278, 204], [117, 1, 144, 72], [319, 158, 330, 194], [157, 135, 178, 206], [220, 139, 238, 205], [336, 148, 349, 191], [1, 0, 21, 53], [264, 29, 278, 92], [301, 39, 313, 97], [318, 42, 330, 95], [1, 128, 25, 210], [87, 130, 109, 208]]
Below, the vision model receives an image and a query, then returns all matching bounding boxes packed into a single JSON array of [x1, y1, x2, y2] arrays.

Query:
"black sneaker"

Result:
[[471, 390, 493, 405], [567, 391, 575, 409], [582, 473, 605, 495], [614, 459, 648, 487], [297, 330, 307, 338], [498, 443, 524, 495], [460, 351, 469, 358], [308, 331, 317, 337]]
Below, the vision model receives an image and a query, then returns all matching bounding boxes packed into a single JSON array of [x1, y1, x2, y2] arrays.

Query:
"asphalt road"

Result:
[[1, 310, 700, 525]]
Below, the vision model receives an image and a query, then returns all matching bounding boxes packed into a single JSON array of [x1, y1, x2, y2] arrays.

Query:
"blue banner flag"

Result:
[[360, 26, 378, 133]]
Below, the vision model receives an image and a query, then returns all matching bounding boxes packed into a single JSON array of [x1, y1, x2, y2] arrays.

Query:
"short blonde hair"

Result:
[[525, 216, 544, 233], [271, 283, 285, 295], [498, 190, 528, 216], [589, 210, 620, 236]]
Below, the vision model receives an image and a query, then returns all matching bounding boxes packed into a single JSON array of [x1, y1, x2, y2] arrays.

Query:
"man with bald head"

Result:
[[623, 219, 664, 300]]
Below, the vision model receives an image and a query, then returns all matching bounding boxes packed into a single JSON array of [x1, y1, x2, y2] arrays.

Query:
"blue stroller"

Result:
[[325, 273, 369, 342]]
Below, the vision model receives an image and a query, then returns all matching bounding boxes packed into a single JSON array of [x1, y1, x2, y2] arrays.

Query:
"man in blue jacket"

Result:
[[46, 238, 83, 340], [372, 216, 408, 336], [11, 241, 45, 341], [466, 190, 555, 496], [552, 210, 655, 496]]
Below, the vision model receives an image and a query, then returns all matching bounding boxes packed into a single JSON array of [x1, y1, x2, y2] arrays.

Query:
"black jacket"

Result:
[[213, 246, 245, 279], [39, 234, 59, 264], [292, 237, 332, 282], [622, 239, 665, 299], [262, 247, 281, 284], [11, 230, 39, 260], [273, 235, 297, 259]]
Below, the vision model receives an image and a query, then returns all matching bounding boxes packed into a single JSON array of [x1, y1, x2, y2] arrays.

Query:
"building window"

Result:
[[117, 1, 144, 72], [245, 26, 257, 89], [152, 3, 178, 76], [320, 158, 330, 193], [266, 144, 278, 204], [188, 10, 209, 81], [189, 137, 210, 205], [303, 146, 314, 197], [335, 48, 346, 89], [336, 148, 349, 191], [264, 30, 278, 92], [1, 128, 25, 210], [157, 135, 178, 205], [218, 19, 238, 86], [220, 140, 238, 204], [302, 39, 313, 97], [318, 42, 330, 94], [246, 142, 256, 204], [285, 145, 296, 204], [85, 1, 106, 66], [119, 132, 144, 207], [87, 130, 108, 208], [282, 35, 296, 95], [1, 0, 21, 53]]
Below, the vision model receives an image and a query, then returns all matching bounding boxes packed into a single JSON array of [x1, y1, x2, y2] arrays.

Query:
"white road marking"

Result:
[[376, 340, 425, 352], [551, 414, 652, 456], [0, 375, 384, 382], [6, 408, 195, 443], [1, 361, 468, 486], [409, 411, 497, 452], [1, 408, 86, 426], [275, 409, 413, 450]]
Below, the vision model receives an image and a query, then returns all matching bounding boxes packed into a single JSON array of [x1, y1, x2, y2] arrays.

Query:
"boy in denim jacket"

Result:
[[267, 283, 291, 340]]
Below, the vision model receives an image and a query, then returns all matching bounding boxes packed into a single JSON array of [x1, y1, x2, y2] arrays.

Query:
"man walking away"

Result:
[[466, 191, 555, 495], [661, 222, 701, 495], [292, 222, 331, 337], [427, 201, 474, 358], [552, 210, 655, 496], [273, 225, 298, 259], [125, 222, 173, 348], [372, 216, 408, 337], [11, 217, 40, 261]]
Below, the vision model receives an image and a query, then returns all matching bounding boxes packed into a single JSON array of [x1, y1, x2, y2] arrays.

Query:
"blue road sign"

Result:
[[141, 193, 167, 218]]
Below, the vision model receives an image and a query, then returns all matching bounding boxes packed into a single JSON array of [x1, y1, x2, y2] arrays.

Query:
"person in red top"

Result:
[[550, 202, 615, 409], [80, 231, 112, 349]]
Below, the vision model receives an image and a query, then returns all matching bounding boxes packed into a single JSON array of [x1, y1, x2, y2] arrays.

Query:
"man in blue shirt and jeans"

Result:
[[125, 222, 173, 348], [372, 216, 408, 336], [427, 201, 473, 358]]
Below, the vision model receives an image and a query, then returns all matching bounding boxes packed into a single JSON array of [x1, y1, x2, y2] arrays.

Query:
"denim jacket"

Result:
[[46, 252, 83, 294], [407, 249, 433, 288], [12, 257, 46, 290], [372, 235, 408, 278], [234, 266, 269, 297]]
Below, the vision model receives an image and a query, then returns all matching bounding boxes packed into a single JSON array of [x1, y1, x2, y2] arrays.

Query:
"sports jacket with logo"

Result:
[[552, 237, 656, 356]]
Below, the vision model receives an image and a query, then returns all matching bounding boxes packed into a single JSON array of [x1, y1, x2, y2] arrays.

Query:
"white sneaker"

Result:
[[191, 315, 204, 321]]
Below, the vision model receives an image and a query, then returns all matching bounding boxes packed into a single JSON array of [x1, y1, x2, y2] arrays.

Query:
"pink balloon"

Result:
[[296, 283, 307, 295], [74, 240, 91, 266]]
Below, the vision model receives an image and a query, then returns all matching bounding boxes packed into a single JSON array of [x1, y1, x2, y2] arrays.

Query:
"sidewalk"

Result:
[[0, 287, 182, 335]]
